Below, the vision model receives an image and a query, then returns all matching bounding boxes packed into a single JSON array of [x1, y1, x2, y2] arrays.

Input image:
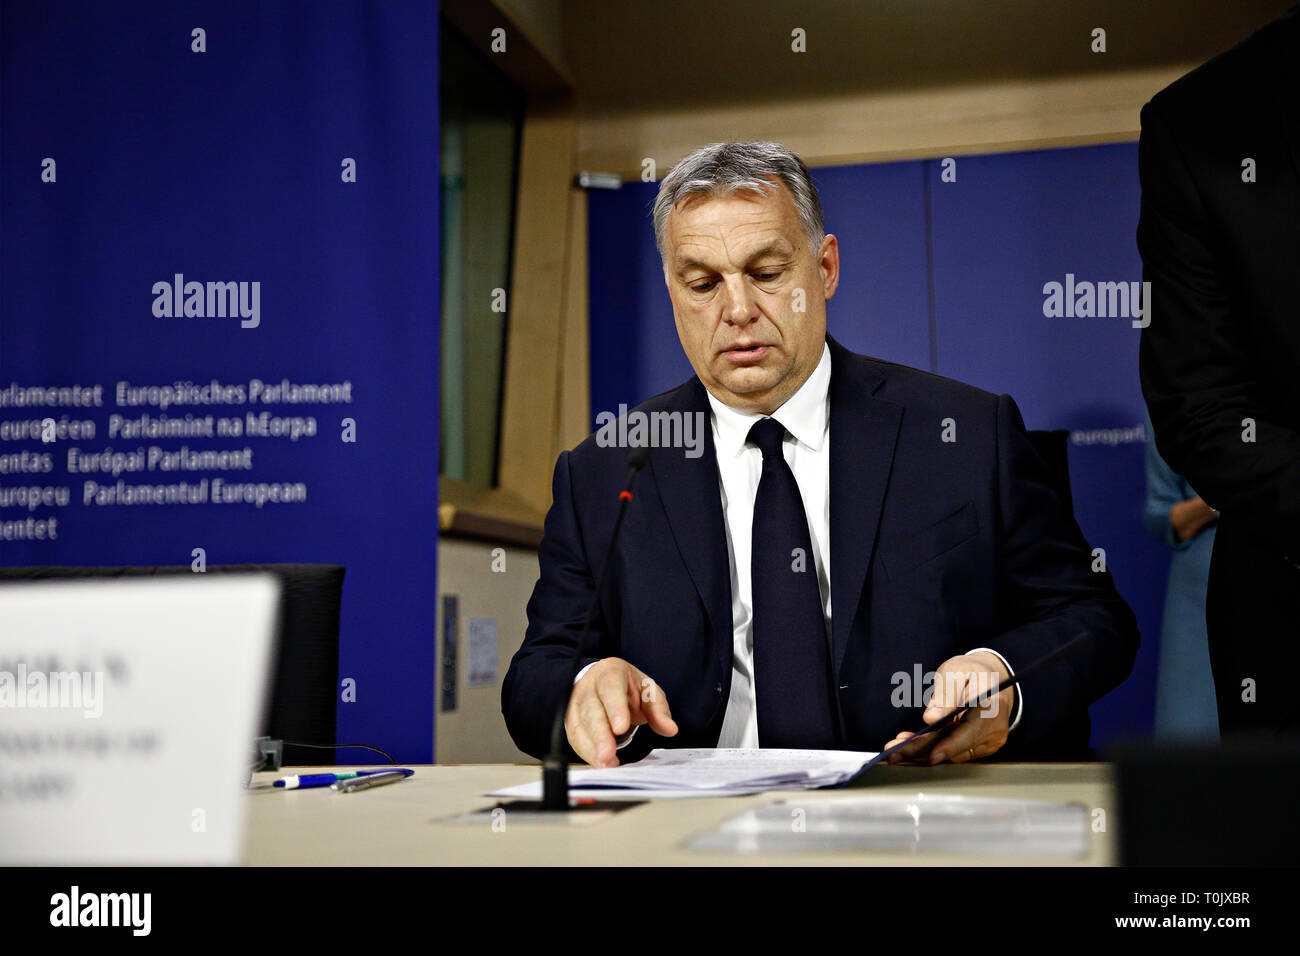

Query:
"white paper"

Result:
[[487, 783, 772, 800], [485, 747, 879, 799], [466, 617, 497, 686], [0, 575, 279, 864]]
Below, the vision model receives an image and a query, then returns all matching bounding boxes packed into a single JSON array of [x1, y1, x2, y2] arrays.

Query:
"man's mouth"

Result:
[[721, 343, 770, 363]]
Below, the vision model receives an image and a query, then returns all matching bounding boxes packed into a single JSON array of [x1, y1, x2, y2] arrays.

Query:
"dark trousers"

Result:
[[1206, 516, 1300, 735]]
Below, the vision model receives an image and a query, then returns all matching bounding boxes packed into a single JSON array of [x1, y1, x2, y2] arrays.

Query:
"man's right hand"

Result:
[[1170, 495, 1218, 542], [565, 657, 678, 767]]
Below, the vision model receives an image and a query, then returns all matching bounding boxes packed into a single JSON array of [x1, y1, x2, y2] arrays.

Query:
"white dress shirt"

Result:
[[708, 341, 834, 747], [580, 340, 1021, 747]]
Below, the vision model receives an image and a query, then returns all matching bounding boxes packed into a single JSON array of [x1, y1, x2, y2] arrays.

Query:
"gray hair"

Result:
[[652, 141, 825, 263]]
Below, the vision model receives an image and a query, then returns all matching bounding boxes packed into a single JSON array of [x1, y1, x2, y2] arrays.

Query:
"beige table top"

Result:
[[243, 761, 1114, 866]]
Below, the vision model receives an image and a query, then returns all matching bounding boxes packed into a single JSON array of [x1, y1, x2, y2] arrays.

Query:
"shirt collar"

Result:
[[706, 340, 831, 459]]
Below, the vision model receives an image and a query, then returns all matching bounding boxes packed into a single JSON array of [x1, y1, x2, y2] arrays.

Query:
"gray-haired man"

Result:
[[504, 142, 1139, 766]]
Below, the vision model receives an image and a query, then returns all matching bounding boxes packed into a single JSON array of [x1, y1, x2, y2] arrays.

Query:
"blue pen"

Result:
[[274, 769, 414, 789]]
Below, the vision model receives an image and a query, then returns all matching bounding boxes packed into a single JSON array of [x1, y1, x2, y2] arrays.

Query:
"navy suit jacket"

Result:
[[503, 336, 1139, 761]]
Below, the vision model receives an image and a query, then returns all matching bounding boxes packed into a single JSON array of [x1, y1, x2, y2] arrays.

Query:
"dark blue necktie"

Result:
[[748, 417, 838, 749]]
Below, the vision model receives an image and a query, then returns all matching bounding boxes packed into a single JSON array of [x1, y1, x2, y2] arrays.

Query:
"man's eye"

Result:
[[690, 280, 715, 293], [753, 271, 782, 281]]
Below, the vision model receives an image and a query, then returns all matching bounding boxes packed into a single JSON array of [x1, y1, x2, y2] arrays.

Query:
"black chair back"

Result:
[[0, 563, 343, 766]]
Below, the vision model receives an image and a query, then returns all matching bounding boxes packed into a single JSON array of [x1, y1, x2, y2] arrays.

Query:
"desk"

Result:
[[243, 762, 1114, 865]]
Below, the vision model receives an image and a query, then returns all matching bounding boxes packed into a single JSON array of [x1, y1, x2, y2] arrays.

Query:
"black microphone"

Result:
[[541, 443, 652, 810]]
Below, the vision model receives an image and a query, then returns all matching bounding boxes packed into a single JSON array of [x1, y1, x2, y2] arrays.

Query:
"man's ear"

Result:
[[820, 234, 840, 301]]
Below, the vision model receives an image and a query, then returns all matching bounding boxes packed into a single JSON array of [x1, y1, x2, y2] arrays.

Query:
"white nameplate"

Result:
[[0, 574, 279, 863]]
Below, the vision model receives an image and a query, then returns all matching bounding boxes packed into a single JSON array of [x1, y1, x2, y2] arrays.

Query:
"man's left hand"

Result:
[[882, 651, 1014, 765]]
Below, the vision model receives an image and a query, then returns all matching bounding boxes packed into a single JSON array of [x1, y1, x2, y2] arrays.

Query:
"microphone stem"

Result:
[[542, 464, 640, 810]]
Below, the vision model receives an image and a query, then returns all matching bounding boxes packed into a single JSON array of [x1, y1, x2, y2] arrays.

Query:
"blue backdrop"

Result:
[[1, 1, 441, 761], [588, 144, 1164, 747]]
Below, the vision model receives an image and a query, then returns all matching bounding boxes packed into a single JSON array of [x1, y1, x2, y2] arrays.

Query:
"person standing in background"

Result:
[[1143, 415, 1218, 741], [1138, 6, 1300, 734]]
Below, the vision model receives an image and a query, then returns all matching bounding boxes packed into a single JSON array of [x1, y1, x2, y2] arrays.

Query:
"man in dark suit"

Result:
[[504, 141, 1138, 766], [1138, 5, 1300, 736]]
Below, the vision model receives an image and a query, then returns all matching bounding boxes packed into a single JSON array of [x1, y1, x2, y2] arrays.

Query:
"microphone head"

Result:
[[626, 443, 652, 471]]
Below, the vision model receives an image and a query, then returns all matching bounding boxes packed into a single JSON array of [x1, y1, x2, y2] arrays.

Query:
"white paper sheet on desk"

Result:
[[487, 786, 774, 799], [485, 748, 879, 799]]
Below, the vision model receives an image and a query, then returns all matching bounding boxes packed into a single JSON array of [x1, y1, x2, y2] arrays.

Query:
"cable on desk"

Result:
[[281, 741, 397, 765]]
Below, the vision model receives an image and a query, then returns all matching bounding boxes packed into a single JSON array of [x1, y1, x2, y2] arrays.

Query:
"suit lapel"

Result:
[[648, 338, 902, 685], [826, 336, 902, 675], [647, 377, 734, 678]]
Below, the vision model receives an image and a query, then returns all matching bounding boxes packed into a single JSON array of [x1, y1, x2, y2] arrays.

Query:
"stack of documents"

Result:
[[487, 748, 879, 800]]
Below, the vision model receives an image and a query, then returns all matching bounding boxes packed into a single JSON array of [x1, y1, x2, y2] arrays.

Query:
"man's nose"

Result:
[[720, 275, 759, 326]]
